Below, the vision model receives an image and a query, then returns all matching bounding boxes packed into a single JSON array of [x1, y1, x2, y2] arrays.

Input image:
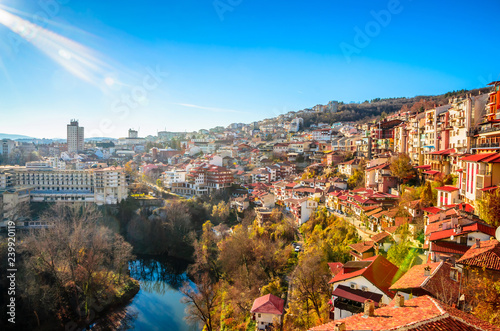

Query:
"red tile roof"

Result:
[[431, 241, 471, 255], [250, 294, 285, 315], [457, 239, 500, 271], [429, 148, 455, 155], [460, 152, 498, 162], [421, 207, 442, 214], [310, 295, 500, 331], [414, 165, 431, 169], [435, 186, 459, 192], [429, 222, 496, 241], [327, 262, 344, 276], [329, 255, 400, 298]]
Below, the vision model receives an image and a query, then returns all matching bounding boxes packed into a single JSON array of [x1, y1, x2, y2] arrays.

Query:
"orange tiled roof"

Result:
[[329, 255, 399, 298], [310, 295, 500, 331], [457, 239, 500, 271], [370, 231, 390, 243], [327, 262, 344, 276], [350, 241, 375, 253]]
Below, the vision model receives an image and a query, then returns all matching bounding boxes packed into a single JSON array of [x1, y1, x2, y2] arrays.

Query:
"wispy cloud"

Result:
[[174, 103, 247, 114]]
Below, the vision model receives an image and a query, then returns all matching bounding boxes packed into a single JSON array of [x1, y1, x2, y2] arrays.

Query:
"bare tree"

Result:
[[180, 273, 219, 331]]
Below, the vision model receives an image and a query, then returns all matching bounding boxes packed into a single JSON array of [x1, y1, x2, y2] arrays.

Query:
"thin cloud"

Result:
[[175, 103, 247, 114]]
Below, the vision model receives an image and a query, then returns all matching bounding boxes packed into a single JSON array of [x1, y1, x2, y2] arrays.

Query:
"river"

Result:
[[95, 256, 201, 331]]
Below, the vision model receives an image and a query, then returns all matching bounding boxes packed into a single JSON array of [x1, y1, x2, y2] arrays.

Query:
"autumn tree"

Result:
[[420, 181, 434, 207], [386, 231, 418, 273], [463, 268, 500, 326], [211, 201, 230, 224], [181, 272, 220, 331], [347, 168, 365, 189], [287, 247, 331, 329], [390, 153, 415, 189], [20, 204, 135, 326], [190, 221, 221, 281], [476, 189, 500, 227]]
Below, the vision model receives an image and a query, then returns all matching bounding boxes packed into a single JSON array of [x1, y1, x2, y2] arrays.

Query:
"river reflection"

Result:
[[118, 256, 201, 331]]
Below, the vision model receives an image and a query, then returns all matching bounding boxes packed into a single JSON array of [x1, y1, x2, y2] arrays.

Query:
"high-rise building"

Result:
[[67, 120, 84, 153]]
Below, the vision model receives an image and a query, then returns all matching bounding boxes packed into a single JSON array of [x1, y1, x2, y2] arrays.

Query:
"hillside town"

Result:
[[1, 82, 500, 330]]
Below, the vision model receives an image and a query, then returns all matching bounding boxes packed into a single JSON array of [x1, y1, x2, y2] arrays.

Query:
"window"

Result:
[[450, 268, 459, 281], [258, 314, 261, 318]]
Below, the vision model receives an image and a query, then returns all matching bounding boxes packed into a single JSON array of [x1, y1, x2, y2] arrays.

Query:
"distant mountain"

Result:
[[0, 133, 35, 140]]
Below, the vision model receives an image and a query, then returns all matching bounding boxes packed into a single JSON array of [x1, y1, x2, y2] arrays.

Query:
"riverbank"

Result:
[[91, 256, 200, 331]]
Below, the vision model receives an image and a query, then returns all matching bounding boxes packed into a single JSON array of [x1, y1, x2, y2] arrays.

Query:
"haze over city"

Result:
[[1, 0, 500, 138]]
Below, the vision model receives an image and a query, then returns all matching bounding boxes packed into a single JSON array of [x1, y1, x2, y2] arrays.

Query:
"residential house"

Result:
[[327, 255, 400, 320], [435, 186, 460, 207], [250, 294, 285, 330], [456, 238, 500, 281], [389, 261, 460, 303], [460, 152, 500, 205], [337, 158, 361, 177], [283, 197, 318, 225]]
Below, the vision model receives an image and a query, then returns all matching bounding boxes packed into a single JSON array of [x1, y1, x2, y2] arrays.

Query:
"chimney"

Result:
[[476, 238, 481, 248], [334, 322, 346, 331], [394, 294, 404, 308], [364, 299, 375, 317], [424, 265, 431, 277]]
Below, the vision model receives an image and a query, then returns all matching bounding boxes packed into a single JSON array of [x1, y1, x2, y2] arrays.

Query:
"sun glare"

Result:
[[0, 6, 114, 87]]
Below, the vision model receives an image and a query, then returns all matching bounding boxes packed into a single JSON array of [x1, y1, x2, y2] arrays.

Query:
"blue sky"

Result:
[[0, 0, 499, 138]]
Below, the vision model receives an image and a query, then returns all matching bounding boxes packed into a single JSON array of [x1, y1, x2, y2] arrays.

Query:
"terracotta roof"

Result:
[[350, 241, 375, 253], [423, 170, 440, 175], [328, 262, 344, 276], [329, 255, 400, 298], [250, 294, 285, 315], [457, 239, 500, 271], [370, 231, 390, 243], [389, 262, 442, 291], [366, 207, 383, 217], [428, 209, 458, 223], [384, 225, 399, 234], [431, 241, 471, 255], [310, 295, 500, 331]]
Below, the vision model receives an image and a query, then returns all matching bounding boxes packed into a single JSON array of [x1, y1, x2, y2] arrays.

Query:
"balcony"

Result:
[[471, 142, 500, 149], [478, 125, 500, 136], [477, 168, 492, 176], [476, 176, 491, 189]]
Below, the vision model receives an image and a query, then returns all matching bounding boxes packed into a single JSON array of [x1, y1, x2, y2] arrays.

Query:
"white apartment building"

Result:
[[448, 99, 471, 153], [93, 167, 129, 205], [67, 120, 84, 153], [162, 169, 187, 188], [0, 165, 128, 206]]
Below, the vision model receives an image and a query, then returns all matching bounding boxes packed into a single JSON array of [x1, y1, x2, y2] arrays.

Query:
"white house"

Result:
[[435, 186, 460, 207], [328, 255, 400, 320]]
